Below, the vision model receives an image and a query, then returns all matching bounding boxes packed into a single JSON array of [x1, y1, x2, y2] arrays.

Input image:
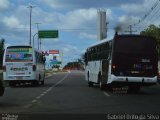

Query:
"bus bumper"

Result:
[[108, 75, 157, 86]]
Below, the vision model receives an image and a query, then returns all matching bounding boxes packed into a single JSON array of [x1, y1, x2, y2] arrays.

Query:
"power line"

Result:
[[126, 0, 160, 33], [124, 25, 137, 34], [134, 0, 160, 27], [146, 3, 160, 24], [134, 1, 160, 32]]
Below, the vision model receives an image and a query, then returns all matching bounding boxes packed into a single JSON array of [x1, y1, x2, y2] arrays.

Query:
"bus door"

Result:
[[102, 59, 109, 83]]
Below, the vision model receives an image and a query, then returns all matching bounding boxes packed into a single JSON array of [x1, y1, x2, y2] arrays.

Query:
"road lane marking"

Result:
[[24, 104, 32, 108], [103, 91, 110, 97], [36, 96, 41, 99], [5, 87, 9, 90], [24, 73, 69, 108], [46, 88, 52, 92], [32, 99, 37, 103], [43, 91, 48, 94], [53, 74, 68, 87]]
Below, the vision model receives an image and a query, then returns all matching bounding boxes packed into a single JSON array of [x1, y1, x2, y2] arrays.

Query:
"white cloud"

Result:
[[119, 15, 139, 24], [57, 8, 97, 29], [42, 0, 143, 10], [79, 32, 97, 40], [0, 0, 10, 10], [30, 7, 113, 39], [41, 0, 63, 9], [2, 16, 24, 28], [121, 0, 155, 15], [63, 45, 80, 55], [32, 8, 100, 40]]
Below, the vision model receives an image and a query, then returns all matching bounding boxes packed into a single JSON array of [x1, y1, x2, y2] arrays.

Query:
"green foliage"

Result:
[[140, 24, 160, 59], [63, 60, 84, 70], [140, 24, 160, 40]]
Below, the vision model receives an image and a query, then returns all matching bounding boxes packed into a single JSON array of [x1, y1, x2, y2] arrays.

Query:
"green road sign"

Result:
[[38, 30, 58, 38]]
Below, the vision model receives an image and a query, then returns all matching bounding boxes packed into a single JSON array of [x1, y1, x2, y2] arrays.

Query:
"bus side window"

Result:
[[88, 49, 91, 61]]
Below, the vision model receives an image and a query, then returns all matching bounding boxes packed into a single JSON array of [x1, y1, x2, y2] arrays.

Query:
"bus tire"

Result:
[[9, 81, 16, 87], [99, 76, 105, 90], [87, 72, 93, 87], [128, 85, 140, 93], [88, 81, 93, 87], [41, 80, 44, 85], [41, 74, 45, 85], [33, 81, 39, 86], [98, 73, 105, 90]]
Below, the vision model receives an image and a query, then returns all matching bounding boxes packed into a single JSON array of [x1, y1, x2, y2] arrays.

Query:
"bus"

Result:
[[3, 45, 46, 86], [84, 34, 158, 92]]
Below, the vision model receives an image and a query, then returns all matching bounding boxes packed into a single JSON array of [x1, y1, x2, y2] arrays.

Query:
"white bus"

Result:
[[3, 45, 46, 86], [84, 34, 158, 92]]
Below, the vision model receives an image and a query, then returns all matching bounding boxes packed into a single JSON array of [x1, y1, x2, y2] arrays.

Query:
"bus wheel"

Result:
[[87, 72, 93, 87], [41, 80, 44, 85], [88, 81, 93, 87], [88, 78, 93, 87], [99, 76, 106, 90], [9, 81, 16, 87], [33, 81, 39, 86], [128, 85, 140, 93], [41, 74, 45, 85]]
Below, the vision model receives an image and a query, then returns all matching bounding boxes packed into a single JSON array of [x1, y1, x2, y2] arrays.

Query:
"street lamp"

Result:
[[33, 33, 38, 48], [27, 4, 35, 45]]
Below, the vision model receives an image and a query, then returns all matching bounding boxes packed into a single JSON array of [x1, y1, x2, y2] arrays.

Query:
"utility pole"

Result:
[[27, 5, 35, 46], [125, 25, 137, 34], [35, 22, 41, 50], [33, 33, 38, 48]]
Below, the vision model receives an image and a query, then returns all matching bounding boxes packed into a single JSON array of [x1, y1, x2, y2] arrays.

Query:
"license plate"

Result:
[[16, 76, 22, 80]]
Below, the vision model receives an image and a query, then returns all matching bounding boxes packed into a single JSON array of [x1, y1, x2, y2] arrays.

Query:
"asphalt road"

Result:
[[0, 70, 160, 120]]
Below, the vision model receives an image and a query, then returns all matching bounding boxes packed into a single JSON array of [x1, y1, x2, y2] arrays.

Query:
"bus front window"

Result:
[[5, 47, 33, 62]]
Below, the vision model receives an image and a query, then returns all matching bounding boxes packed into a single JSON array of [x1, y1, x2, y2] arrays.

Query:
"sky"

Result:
[[0, 0, 159, 67]]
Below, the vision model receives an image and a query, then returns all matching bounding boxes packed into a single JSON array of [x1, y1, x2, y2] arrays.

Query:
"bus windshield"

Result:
[[5, 46, 33, 62]]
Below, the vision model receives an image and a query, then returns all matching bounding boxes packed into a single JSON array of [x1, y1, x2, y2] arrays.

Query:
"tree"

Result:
[[63, 59, 84, 70], [140, 24, 160, 59], [140, 24, 160, 40]]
